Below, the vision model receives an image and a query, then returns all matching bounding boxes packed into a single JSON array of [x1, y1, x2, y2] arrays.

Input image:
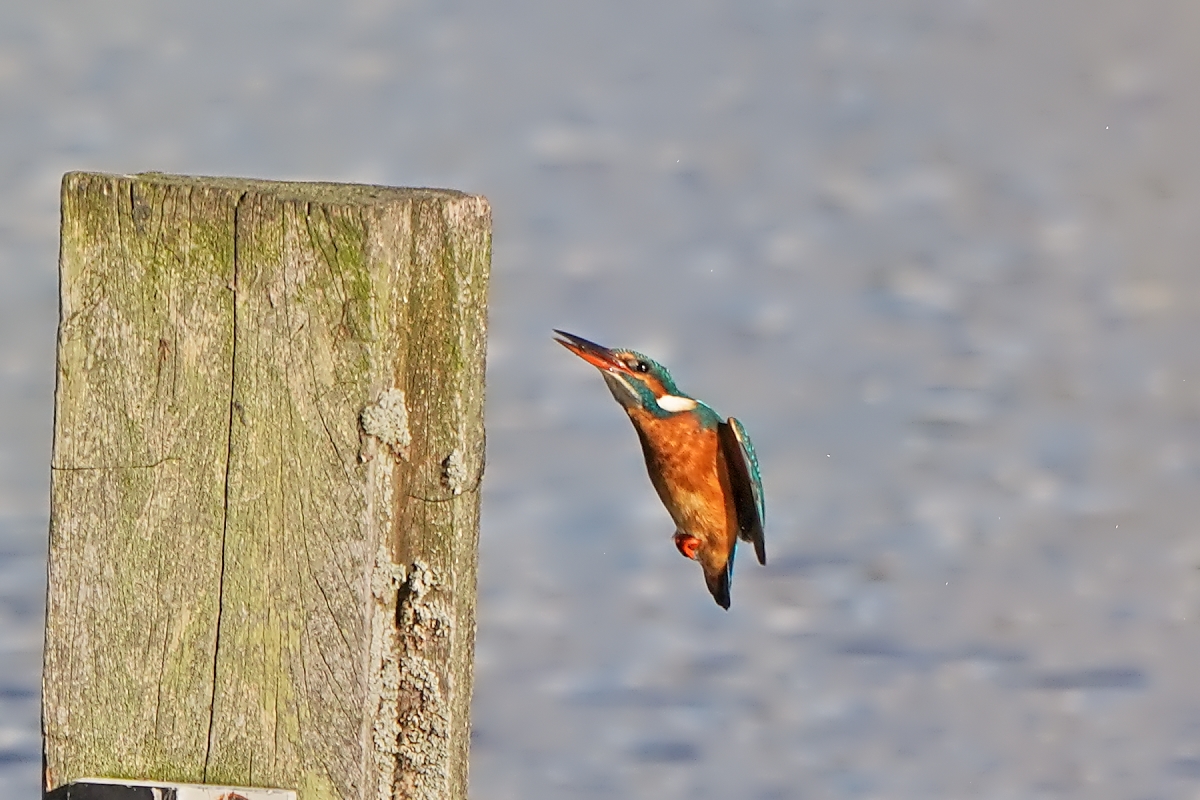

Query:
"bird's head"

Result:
[[554, 330, 699, 417]]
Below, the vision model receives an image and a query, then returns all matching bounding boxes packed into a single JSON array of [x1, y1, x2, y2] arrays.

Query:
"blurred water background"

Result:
[[4, 2, 1200, 798]]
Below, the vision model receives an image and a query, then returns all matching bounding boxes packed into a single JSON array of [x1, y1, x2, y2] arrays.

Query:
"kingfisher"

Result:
[[554, 330, 765, 609]]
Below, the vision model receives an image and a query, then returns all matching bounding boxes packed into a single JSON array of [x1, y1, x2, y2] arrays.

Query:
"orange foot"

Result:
[[673, 532, 700, 560]]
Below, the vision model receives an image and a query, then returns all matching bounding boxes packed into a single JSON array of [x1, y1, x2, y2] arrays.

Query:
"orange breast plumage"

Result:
[[626, 407, 735, 541]]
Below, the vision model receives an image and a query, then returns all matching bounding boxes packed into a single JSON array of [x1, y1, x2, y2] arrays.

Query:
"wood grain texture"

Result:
[[44, 172, 490, 800]]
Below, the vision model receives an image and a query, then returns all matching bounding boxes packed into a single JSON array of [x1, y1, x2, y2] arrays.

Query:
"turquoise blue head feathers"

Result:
[[553, 330, 715, 422]]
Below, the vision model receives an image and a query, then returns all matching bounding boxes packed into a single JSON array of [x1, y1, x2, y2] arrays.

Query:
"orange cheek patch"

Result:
[[674, 532, 700, 560]]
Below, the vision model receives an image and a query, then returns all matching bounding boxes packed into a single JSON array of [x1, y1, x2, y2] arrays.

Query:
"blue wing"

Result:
[[718, 417, 766, 565]]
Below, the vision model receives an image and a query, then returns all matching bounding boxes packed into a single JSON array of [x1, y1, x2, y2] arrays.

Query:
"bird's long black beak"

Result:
[[553, 330, 628, 372]]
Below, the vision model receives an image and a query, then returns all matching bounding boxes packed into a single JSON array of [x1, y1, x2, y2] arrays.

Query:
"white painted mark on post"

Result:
[[71, 780, 295, 800]]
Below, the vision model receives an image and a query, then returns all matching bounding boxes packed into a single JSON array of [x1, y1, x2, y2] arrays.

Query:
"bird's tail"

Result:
[[704, 560, 733, 610]]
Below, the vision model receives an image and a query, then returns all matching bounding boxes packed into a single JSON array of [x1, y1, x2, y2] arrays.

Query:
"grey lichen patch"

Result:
[[441, 450, 470, 496], [370, 543, 407, 602], [394, 561, 452, 800], [367, 545, 406, 800], [367, 552, 453, 800], [360, 388, 411, 457]]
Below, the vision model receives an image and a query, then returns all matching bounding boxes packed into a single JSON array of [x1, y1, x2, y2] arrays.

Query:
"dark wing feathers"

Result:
[[718, 417, 766, 566]]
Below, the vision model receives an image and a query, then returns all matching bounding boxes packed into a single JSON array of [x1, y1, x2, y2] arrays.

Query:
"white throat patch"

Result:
[[601, 371, 641, 407], [656, 394, 698, 413]]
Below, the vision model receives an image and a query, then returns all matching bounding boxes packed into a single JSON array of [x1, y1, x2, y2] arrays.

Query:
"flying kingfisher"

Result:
[[554, 330, 765, 609]]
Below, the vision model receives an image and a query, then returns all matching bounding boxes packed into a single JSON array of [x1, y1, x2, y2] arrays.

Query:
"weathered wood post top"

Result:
[[44, 172, 490, 800]]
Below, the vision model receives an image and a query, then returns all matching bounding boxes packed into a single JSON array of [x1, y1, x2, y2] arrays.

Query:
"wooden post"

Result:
[[43, 172, 490, 800]]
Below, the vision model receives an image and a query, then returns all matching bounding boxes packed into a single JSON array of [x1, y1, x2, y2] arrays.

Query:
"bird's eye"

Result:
[[635, 360, 650, 373]]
